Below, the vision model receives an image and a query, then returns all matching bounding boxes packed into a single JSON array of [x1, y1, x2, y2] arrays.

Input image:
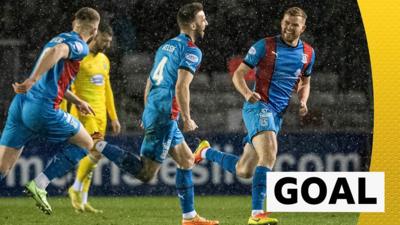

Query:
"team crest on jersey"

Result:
[[302, 53, 308, 64], [185, 53, 199, 63], [91, 74, 104, 86], [249, 47, 256, 55], [103, 63, 108, 70]]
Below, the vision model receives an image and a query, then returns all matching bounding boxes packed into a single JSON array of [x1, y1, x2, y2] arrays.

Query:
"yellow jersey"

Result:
[[63, 52, 118, 134]]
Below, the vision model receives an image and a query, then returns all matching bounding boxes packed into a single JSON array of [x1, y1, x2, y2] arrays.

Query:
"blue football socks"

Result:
[[252, 166, 270, 210], [176, 168, 195, 214], [205, 148, 239, 174], [97, 141, 143, 176], [44, 144, 87, 180]]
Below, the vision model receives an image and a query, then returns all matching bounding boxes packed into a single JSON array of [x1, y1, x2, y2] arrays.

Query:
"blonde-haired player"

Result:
[[0, 7, 100, 215], [62, 23, 121, 213]]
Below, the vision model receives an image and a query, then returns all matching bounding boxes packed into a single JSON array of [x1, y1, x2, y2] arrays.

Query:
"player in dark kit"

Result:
[[194, 7, 315, 225]]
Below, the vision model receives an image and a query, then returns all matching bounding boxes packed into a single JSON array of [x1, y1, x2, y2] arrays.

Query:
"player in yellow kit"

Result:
[[63, 23, 121, 213]]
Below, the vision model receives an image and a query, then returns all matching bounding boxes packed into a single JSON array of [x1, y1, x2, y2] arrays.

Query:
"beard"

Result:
[[282, 31, 298, 43], [93, 44, 106, 54], [194, 25, 205, 42], [87, 35, 95, 44]]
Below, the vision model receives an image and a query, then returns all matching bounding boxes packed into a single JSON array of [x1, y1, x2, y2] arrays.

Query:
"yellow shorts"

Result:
[[70, 105, 107, 136], [77, 114, 107, 136]]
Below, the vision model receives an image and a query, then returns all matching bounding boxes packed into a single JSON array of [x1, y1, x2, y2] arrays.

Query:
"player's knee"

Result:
[[140, 174, 153, 183], [0, 159, 13, 175], [268, 153, 277, 163], [137, 171, 156, 183], [258, 153, 276, 167], [88, 149, 102, 162], [87, 133, 104, 161], [0, 165, 9, 176], [178, 154, 194, 169], [91, 132, 104, 142], [81, 138, 94, 151], [236, 167, 253, 179]]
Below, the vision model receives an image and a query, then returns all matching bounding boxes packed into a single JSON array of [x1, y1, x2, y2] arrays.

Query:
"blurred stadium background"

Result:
[[0, 0, 372, 221]]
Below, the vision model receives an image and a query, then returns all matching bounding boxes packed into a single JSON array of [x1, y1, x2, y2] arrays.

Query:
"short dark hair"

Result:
[[99, 23, 113, 36], [177, 2, 203, 28], [74, 7, 100, 24], [284, 7, 307, 20]]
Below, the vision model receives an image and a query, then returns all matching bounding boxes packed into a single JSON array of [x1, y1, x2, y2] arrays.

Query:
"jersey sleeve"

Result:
[[104, 57, 118, 121], [179, 47, 202, 75], [64, 39, 89, 60], [304, 49, 316, 77], [243, 39, 266, 69]]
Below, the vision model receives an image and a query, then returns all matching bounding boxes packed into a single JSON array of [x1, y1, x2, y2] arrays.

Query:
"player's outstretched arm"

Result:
[[297, 76, 311, 116], [13, 44, 69, 93], [176, 69, 198, 132], [232, 63, 261, 103]]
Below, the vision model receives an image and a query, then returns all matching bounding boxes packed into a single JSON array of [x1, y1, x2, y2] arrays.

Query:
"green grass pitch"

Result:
[[0, 196, 359, 225]]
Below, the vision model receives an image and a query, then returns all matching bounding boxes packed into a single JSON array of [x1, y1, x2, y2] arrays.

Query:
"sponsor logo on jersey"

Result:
[[73, 41, 84, 54], [302, 53, 308, 64], [185, 53, 199, 63], [249, 46, 257, 55], [50, 37, 65, 44], [91, 74, 104, 86], [162, 44, 176, 53]]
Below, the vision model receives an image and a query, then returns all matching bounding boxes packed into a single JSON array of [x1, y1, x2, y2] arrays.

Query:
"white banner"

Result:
[[266, 172, 384, 212]]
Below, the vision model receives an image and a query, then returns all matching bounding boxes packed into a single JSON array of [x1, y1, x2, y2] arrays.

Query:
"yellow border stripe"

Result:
[[358, 0, 400, 224]]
